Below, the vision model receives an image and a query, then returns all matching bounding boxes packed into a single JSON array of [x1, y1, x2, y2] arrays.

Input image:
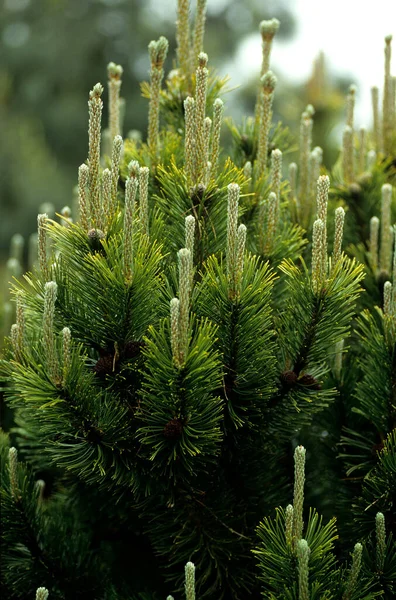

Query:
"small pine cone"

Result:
[[280, 370, 298, 388], [298, 373, 321, 390], [123, 341, 144, 359], [163, 418, 184, 439], [190, 183, 206, 200], [94, 354, 115, 377], [87, 228, 105, 251]]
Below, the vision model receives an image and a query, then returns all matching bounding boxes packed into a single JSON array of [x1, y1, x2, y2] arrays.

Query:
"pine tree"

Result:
[[1, 2, 395, 599]]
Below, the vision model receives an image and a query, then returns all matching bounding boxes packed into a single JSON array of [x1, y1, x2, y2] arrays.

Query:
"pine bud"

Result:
[[379, 184, 393, 274], [110, 134, 123, 214], [289, 162, 299, 216], [227, 183, 240, 299], [137, 166, 150, 237], [384, 281, 392, 315], [149, 36, 169, 69], [236, 224, 247, 280], [128, 160, 140, 179], [176, 0, 191, 76], [102, 168, 112, 231], [185, 214, 195, 288], [285, 504, 294, 546], [333, 206, 345, 266], [210, 98, 224, 177], [37, 213, 49, 281], [9, 446, 19, 501], [195, 53, 209, 183], [259, 18, 280, 76], [36, 588, 49, 600], [148, 37, 168, 160], [185, 215, 195, 258], [297, 539, 310, 600], [178, 248, 192, 364], [87, 228, 105, 251], [62, 327, 71, 386], [78, 164, 90, 230], [312, 219, 325, 294], [185, 561, 196, 600], [260, 18, 280, 40], [123, 176, 138, 283], [342, 125, 354, 184], [292, 445, 306, 544], [11, 324, 20, 360], [343, 543, 363, 600], [204, 116, 212, 166], [369, 216, 380, 273], [256, 71, 276, 179], [43, 281, 59, 383], [271, 148, 282, 214], [107, 62, 123, 142], [88, 83, 104, 227], [376, 512, 386, 572], [192, 0, 207, 69], [170, 298, 180, 368], [184, 96, 196, 183]]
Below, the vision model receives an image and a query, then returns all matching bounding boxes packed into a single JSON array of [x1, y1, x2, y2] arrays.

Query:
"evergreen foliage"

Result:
[[1, 1, 396, 599]]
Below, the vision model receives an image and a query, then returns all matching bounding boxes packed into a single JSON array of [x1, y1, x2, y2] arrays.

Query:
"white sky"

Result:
[[228, 0, 396, 126]]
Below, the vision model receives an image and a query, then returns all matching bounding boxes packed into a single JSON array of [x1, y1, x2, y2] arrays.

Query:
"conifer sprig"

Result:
[[195, 53, 209, 183], [88, 83, 104, 226], [255, 71, 276, 180], [78, 164, 90, 230], [176, 0, 191, 77], [148, 37, 169, 160], [123, 175, 138, 283], [192, 0, 207, 69], [210, 98, 224, 177], [37, 214, 49, 281], [107, 62, 123, 142]]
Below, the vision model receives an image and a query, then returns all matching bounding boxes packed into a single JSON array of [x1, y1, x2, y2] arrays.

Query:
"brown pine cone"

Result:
[[163, 418, 184, 439]]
